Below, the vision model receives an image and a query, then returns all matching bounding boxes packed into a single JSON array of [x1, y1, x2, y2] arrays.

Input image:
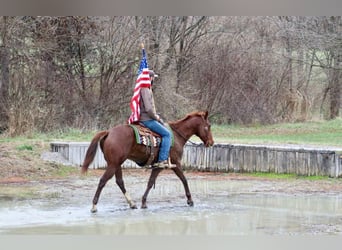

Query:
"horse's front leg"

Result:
[[172, 165, 194, 207], [141, 168, 163, 209]]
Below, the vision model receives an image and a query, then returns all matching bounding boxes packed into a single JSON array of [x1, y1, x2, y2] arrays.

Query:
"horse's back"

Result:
[[100, 125, 135, 163], [105, 124, 135, 146]]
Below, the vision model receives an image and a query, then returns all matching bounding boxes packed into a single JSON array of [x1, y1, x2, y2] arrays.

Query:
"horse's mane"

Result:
[[169, 111, 207, 125]]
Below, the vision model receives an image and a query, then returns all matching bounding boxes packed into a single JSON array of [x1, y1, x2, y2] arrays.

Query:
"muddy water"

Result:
[[1, 170, 342, 235]]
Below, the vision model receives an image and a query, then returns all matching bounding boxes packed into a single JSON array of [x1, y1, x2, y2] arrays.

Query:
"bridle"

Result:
[[169, 124, 198, 145], [168, 122, 210, 146]]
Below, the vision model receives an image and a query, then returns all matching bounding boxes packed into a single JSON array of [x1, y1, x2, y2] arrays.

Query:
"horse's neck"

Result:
[[171, 118, 197, 143]]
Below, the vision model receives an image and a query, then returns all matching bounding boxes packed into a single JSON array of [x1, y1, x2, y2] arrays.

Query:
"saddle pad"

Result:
[[128, 124, 174, 147]]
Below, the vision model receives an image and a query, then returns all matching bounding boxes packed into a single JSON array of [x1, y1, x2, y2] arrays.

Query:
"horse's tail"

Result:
[[81, 130, 109, 174]]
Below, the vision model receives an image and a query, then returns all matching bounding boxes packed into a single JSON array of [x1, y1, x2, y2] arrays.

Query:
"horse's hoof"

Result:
[[91, 205, 97, 213], [187, 200, 194, 207], [141, 204, 147, 209], [130, 204, 138, 209]]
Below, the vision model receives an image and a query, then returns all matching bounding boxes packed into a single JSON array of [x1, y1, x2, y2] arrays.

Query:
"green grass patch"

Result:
[[16, 144, 33, 151], [299, 175, 327, 181], [246, 172, 297, 179], [246, 172, 329, 180], [51, 164, 80, 177]]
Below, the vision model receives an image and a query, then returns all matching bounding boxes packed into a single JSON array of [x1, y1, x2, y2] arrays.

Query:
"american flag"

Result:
[[128, 48, 151, 124]]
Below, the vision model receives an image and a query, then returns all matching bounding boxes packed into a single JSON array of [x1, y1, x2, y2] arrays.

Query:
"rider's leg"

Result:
[[140, 120, 174, 167]]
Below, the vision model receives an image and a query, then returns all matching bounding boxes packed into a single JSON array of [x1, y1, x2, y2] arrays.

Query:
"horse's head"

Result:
[[195, 111, 214, 147], [170, 111, 214, 147]]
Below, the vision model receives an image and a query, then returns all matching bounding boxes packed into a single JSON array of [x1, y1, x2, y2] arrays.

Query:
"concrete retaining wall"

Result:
[[182, 143, 342, 177], [51, 142, 137, 169], [50, 141, 342, 177]]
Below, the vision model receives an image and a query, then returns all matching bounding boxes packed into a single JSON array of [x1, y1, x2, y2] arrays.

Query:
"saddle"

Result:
[[128, 123, 174, 167], [129, 124, 162, 147]]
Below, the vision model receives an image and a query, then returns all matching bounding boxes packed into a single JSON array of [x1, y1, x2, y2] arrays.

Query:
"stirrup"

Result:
[[152, 160, 168, 169], [167, 157, 176, 168], [152, 158, 176, 169]]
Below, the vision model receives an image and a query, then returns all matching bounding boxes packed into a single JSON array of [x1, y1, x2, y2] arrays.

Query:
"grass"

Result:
[[1, 118, 341, 147], [0, 128, 96, 144], [247, 172, 298, 179], [210, 117, 342, 147], [52, 164, 80, 177], [16, 144, 34, 151], [246, 172, 328, 180]]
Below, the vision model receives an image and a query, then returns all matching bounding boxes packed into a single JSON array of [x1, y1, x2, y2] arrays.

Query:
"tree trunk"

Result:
[[0, 17, 10, 131], [329, 58, 341, 119]]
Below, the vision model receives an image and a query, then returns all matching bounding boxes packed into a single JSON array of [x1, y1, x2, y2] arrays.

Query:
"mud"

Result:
[[1, 169, 342, 235]]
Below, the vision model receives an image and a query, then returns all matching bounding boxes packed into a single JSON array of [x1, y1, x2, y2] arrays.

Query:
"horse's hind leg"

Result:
[[172, 166, 194, 207], [91, 166, 116, 213], [141, 168, 163, 209], [114, 167, 137, 209], [91, 165, 136, 212]]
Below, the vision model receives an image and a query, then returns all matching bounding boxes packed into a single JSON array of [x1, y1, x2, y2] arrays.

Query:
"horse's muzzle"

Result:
[[205, 139, 214, 147]]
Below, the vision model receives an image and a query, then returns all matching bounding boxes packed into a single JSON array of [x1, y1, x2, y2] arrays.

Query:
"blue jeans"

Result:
[[141, 120, 172, 162]]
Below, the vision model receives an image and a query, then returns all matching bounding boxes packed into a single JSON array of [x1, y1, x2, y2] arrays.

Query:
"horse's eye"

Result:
[[204, 126, 208, 131]]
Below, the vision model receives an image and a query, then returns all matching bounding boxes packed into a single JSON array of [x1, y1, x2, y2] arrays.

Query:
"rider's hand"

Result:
[[156, 114, 165, 125], [159, 118, 165, 125], [157, 116, 164, 125]]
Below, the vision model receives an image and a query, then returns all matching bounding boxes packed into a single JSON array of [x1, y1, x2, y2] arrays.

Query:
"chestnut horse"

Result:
[[81, 110, 214, 212]]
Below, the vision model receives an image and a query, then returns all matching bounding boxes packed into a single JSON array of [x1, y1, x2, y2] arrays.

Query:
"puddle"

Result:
[[1, 171, 342, 235]]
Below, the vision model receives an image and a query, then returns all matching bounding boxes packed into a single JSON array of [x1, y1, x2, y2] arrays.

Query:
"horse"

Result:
[[81, 110, 214, 212]]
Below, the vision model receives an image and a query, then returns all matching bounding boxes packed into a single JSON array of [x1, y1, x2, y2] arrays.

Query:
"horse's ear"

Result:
[[204, 110, 209, 120]]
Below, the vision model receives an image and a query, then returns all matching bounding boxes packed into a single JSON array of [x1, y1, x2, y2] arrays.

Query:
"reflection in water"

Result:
[[1, 175, 342, 235]]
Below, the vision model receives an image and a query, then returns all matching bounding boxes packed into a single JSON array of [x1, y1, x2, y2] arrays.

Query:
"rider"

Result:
[[139, 70, 176, 169]]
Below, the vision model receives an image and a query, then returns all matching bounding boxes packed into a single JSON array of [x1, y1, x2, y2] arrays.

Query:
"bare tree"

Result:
[[320, 16, 342, 119], [192, 17, 284, 124], [95, 16, 142, 127], [132, 16, 209, 119], [0, 17, 12, 132], [0, 16, 340, 135]]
